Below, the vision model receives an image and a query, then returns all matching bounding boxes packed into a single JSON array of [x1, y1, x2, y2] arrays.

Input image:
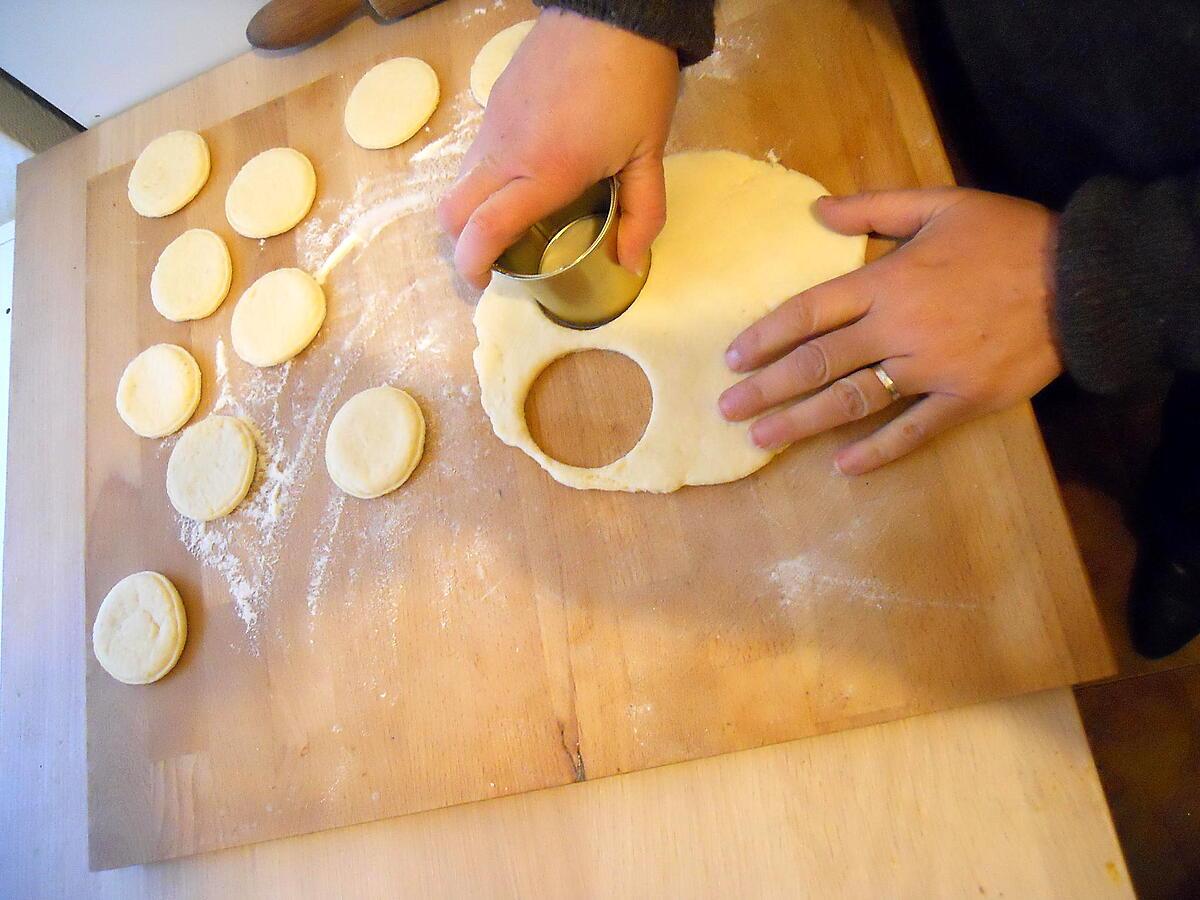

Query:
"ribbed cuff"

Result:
[[1054, 174, 1200, 394], [534, 0, 716, 66]]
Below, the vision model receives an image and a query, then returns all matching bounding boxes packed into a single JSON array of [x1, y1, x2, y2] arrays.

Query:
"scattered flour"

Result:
[[768, 553, 978, 612], [175, 90, 485, 647], [691, 33, 761, 83]]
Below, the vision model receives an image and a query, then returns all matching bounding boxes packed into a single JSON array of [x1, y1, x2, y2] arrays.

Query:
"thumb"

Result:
[[615, 153, 667, 275], [815, 187, 961, 239]]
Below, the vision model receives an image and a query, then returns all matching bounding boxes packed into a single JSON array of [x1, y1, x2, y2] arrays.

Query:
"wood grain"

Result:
[[1, 0, 1130, 893], [79, 0, 1115, 870], [526, 350, 652, 468]]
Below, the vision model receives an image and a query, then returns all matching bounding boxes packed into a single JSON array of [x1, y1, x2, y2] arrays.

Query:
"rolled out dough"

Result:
[[92, 571, 187, 685], [225, 147, 316, 239], [231, 267, 326, 367], [166, 415, 257, 521], [151, 228, 233, 321], [344, 57, 440, 149], [116, 343, 202, 438], [325, 386, 426, 499], [470, 20, 535, 106], [473, 151, 867, 492], [127, 130, 210, 218]]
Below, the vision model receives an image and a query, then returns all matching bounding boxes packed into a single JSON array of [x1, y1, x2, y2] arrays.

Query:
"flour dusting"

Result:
[[174, 90, 485, 647], [769, 553, 977, 612], [691, 33, 762, 82]]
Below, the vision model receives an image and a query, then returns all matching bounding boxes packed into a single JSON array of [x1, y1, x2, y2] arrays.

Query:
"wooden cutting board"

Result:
[[84, 0, 1114, 870]]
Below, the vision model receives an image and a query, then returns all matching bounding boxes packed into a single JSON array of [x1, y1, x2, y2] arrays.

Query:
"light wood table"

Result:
[[0, 2, 1133, 894]]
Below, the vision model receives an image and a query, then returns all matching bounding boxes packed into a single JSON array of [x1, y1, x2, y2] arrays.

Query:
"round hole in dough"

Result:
[[231, 267, 326, 367], [116, 343, 202, 439], [473, 150, 868, 493], [92, 571, 187, 685], [344, 57, 440, 150], [525, 350, 651, 468], [225, 147, 316, 239], [127, 130, 211, 218], [470, 19, 535, 107], [166, 415, 258, 521], [325, 386, 425, 499], [151, 228, 233, 322]]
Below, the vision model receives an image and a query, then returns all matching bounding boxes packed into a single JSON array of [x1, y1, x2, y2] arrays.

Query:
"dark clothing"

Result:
[[539, 0, 1200, 396]]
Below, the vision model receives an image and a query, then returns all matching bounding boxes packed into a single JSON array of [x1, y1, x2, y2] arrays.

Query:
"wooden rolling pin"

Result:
[[247, 0, 441, 50]]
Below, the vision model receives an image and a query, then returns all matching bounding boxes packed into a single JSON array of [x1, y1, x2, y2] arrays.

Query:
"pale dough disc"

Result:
[[127, 130, 210, 218], [231, 267, 326, 367], [325, 386, 425, 499], [344, 57, 440, 150], [151, 228, 233, 321], [474, 150, 867, 493], [92, 571, 187, 685], [225, 147, 316, 238], [116, 343, 202, 438], [166, 415, 257, 521], [470, 19, 535, 106]]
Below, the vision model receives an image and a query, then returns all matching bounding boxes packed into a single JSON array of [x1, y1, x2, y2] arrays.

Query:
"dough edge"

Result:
[[92, 571, 187, 685], [224, 147, 317, 239], [325, 386, 426, 499], [472, 150, 868, 493], [150, 228, 233, 322], [166, 415, 258, 521], [127, 131, 211, 218], [344, 57, 440, 150], [116, 343, 202, 439]]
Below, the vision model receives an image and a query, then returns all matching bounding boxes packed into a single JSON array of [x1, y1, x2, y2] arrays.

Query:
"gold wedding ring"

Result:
[[872, 363, 902, 402]]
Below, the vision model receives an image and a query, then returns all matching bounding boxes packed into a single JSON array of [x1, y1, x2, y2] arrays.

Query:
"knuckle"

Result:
[[786, 294, 818, 337], [830, 378, 869, 420], [789, 343, 830, 386], [467, 206, 508, 244], [899, 419, 926, 446]]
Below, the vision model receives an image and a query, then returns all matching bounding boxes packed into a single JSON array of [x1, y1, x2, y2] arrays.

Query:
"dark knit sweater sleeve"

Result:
[[1054, 170, 1200, 394], [533, 0, 716, 66]]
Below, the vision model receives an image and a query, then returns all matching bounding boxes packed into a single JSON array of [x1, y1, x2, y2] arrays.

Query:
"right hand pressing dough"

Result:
[[231, 267, 326, 367], [225, 147, 316, 239], [325, 386, 425, 498], [93, 571, 187, 685], [127, 130, 210, 217], [151, 228, 233, 321], [167, 415, 258, 521]]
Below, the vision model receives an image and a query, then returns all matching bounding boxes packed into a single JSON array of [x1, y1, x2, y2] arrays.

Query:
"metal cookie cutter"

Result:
[[490, 178, 650, 329]]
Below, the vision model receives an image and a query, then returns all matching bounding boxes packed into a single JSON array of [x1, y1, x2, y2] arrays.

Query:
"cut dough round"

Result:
[[151, 228, 233, 321], [231, 267, 326, 367], [93, 571, 187, 685], [225, 147, 316, 238], [127, 130, 210, 218], [471, 20, 535, 106], [344, 57, 440, 150], [166, 415, 257, 521], [474, 151, 867, 492], [116, 343, 202, 438], [326, 386, 425, 498]]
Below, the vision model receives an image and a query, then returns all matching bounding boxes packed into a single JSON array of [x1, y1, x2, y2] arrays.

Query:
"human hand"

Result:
[[718, 188, 1063, 474], [437, 8, 680, 288]]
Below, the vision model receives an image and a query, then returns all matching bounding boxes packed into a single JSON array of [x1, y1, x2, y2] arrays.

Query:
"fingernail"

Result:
[[717, 390, 737, 420], [750, 422, 776, 450], [725, 347, 742, 370]]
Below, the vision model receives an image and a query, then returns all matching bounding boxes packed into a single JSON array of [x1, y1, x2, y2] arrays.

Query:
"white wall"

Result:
[[0, 0, 263, 124]]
